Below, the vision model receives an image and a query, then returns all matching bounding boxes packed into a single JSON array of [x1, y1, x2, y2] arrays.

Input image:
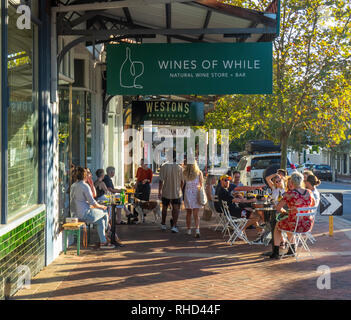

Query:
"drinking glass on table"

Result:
[[263, 190, 269, 203], [106, 191, 112, 205]]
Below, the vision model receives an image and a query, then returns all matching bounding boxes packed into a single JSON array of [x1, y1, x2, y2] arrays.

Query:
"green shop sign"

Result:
[[131, 100, 204, 126], [107, 42, 272, 95]]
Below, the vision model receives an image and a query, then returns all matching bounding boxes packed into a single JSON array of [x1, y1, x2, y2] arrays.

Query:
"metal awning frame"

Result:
[[51, 0, 280, 121], [54, 0, 278, 43]]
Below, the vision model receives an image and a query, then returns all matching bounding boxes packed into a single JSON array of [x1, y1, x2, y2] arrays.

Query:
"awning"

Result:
[[52, 0, 280, 118], [53, 0, 279, 45]]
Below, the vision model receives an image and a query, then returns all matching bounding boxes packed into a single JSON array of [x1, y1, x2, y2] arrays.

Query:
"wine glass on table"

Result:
[[263, 190, 269, 204]]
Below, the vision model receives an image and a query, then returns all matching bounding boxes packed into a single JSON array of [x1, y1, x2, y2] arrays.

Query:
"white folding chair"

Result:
[[213, 196, 226, 232], [221, 201, 250, 245], [279, 206, 318, 261]]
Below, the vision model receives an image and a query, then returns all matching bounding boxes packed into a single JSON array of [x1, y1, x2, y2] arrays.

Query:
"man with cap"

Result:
[[215, 174, 257, 218]]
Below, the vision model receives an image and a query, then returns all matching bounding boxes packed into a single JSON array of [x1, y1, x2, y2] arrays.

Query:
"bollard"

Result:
[[329, 216, 333, 237]]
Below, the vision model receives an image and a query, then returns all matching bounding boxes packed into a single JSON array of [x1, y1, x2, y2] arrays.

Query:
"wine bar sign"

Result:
[[107, 43, 272, 95], [131, 100, 204, 126]]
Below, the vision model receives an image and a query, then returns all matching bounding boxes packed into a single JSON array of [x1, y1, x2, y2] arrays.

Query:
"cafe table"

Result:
[[253, 200, 277, 255], [110, 202, 124, 246], [109, 191, 137, 245]]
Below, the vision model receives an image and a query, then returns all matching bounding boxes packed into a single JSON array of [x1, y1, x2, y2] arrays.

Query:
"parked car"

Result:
[[303, 163, 316, 171], [237, 153, 296, 186], [229, 159, 238, 169], [296, 163, 315, 173], [312, 164, 333, 181]]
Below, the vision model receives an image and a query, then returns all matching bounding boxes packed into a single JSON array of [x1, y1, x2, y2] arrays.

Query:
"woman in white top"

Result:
[[265, 173, 286, 203], [305, 174, 321, 208], [183, 161, 204, 238]]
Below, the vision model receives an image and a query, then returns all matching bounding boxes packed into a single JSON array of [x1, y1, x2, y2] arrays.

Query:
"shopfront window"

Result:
[[58, 87, 90, 221], [72, 90, 86, 168], [7, 4, 38, 219], [58, 87, 70, 221], [86, 92, 92, 170]]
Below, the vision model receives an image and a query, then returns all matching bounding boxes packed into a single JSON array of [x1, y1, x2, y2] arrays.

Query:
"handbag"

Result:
[[276, 212, 288, 222], [198, 185, 208, 206]]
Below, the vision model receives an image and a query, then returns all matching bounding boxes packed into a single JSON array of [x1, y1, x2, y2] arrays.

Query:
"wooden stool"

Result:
[[63, 222, 87, 255]]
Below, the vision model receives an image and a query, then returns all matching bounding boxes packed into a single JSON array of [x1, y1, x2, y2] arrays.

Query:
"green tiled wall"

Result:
[[0, 211, 46, 300]]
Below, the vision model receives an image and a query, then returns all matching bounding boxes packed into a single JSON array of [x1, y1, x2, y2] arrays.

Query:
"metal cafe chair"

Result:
[[221, 201, 250, 245], [213, 196, 226, 232], [279, 206, 318, 261]]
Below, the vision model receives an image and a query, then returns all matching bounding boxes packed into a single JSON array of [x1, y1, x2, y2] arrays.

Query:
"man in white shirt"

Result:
[[158, 152, 184, 233]]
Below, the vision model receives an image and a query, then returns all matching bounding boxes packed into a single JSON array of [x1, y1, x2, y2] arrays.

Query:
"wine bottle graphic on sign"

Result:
[[120, 47, 144, 89]]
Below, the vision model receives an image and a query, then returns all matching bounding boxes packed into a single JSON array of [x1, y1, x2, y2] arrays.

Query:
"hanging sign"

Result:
[[131, 100, 204, 126], [107, 42, 272, 95]]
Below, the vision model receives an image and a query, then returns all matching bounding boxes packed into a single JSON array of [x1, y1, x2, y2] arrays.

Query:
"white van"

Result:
[[237, 153, 296, 186]]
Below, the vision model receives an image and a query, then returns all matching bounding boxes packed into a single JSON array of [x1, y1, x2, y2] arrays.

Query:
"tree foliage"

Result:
[[204, 0, 351, 169]]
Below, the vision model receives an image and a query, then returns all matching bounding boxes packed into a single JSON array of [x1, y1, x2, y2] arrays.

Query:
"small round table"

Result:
[[110, 203, 124, 246], [253, 202, 277, 255]]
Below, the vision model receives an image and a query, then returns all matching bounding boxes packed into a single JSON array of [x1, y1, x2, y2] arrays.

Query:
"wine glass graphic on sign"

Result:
[[120, 47, 144, 89]]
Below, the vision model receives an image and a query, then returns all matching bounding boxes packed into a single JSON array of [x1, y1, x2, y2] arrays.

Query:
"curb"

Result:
[[337, 179, 351, 184]]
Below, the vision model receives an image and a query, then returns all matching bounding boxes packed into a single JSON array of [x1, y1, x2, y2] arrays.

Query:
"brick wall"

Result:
[[0, 211, 46, 300]]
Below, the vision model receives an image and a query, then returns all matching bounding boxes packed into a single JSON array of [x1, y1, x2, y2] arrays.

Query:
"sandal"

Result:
[[100, 242, 115, 249]]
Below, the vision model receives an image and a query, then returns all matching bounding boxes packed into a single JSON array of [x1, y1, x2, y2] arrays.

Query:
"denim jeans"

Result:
[[81, 208, 109, 244]]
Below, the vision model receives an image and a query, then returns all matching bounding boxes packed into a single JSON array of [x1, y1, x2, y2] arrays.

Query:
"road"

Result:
[[318, 181, 351, 221]]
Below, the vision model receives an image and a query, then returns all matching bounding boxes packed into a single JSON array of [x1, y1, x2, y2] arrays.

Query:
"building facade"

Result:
[[0, 1, 125, 299]]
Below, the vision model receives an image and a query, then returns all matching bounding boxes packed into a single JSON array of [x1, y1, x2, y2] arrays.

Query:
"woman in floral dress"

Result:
[[183, 160, 204, 238], [270, 172, 315, 259]]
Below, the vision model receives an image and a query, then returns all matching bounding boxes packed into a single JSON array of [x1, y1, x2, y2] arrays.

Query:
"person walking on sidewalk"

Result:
[[183, 160, 203, 238], [158, 151, 184, 233]]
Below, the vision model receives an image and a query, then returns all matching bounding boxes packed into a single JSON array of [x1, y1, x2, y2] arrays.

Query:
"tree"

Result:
[[205, 0, 351, 170]]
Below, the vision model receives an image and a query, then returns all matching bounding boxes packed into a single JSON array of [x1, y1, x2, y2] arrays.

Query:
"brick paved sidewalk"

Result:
[[13, 175, 351, 300]]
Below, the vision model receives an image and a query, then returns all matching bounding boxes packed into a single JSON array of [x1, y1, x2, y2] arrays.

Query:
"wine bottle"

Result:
[[120, 47, 135, 88]]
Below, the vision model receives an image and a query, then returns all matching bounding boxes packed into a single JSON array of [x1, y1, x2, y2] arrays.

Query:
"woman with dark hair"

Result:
[[94, 168, 109, 200], [305, 174, 321, 207], [70, 166, 113, 248]]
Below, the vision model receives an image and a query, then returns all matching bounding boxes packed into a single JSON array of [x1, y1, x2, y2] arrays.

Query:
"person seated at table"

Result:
[[265, 173, 285, 204], [232, 170, 243, 187], [85, 168, 97, 199], [103, 166, 126, 225], [270, 172, 316, 259], [303, 170, 314, 186], [234, 191, 265, 230], [94, 169, 109, 201], [103, 166, 122, 194], [205, 174, 217, 212], [305, 174, 321, 208], [70, 166, 113, 248], [216, 175, 261, 234], [135, 159, 153, 201]]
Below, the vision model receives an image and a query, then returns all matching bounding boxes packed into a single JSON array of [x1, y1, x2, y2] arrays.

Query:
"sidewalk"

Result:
[[13, 175, 351, 300]]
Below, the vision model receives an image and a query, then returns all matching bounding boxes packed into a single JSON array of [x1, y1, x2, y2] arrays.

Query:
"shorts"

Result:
[[229, 205, 242, 219], [162, 197, 181, 207]]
